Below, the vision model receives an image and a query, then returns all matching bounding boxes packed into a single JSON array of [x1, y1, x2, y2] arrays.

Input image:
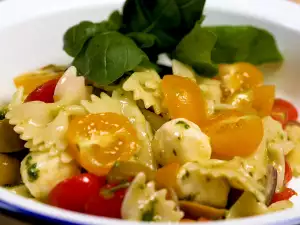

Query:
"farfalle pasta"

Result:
[[0, 15, 298, 221], [122, 70, 164, 115], [121, 172, 184, 222]]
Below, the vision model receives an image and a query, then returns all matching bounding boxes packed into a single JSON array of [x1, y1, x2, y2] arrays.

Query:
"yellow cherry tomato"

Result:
[[14, 65, 65, 95], [155, 163, 180, 190], [67, 113, 139, 176], [218, 62, 263, 97], [162, 75, 207, 127], [227, 85, 275, 116], [203, 112, 263, 159], [252, 85, 275, 117]]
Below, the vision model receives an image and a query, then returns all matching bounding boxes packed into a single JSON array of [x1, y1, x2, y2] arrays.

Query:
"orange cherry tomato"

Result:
[[162, 75, 207, 127], [155, 163, 180, 190], [67, 113, 139, 176], [252, 85, 275, 116], [218, 62, 263, 97], [271, 99, 298, 126], [271, 188, 297, 204], [203, 112, 263, 159], [226, 85, 275, 117]]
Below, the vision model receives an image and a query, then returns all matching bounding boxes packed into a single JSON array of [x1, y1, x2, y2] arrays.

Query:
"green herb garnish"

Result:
[[63, 0, 283, 85], [27, 163, 39, 182], [142, 199, 157, 222], [176, 121, 190, 129]]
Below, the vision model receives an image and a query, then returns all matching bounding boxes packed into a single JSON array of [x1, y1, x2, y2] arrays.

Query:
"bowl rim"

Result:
[[0, 0, 300, 224]]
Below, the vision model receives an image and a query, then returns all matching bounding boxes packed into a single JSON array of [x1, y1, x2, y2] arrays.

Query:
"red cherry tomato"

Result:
[[271, 188, 297, 204], [25, 78, 59, 103], [85, 183, 128, 218], [284, 161, 293, 186], [271, 99, 298, 126], [49, 173, 106, 212]]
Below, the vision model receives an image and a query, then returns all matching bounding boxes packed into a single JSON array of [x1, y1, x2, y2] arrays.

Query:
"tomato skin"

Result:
[[203, 112, 263, 159], [67, 113, 139, 176], [271, 188, 297, 204], [25, 78, 59, 103], [218, 62, 263, 97], [48, 173, 105, 212], [271, 99, 298, 126], [162, 75, 207, 127], [85, 183, 127, 218], [284, 161, 293, 186]]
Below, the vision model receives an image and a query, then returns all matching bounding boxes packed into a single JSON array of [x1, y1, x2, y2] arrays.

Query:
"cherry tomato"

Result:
[[226, 85, 275, 116], [49, 173, 105, 212], [155, 163, 180, 190], [271, 99, 298, 126], [218, 62, 263, 97], [203, 111, 263, 159], [271, 188, 297, 204], [14, 72, 62, 95], [85, 183, 128, 218], [162, 75, 207, 127], [252, 85, 275, 116], [284, 161, 293, 186], [25, 78, 59, 103], [67, 113, 139, 176]]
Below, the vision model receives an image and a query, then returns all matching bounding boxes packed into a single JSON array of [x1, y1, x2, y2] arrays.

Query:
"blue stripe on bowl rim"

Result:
[[1, 198, 300, 225]]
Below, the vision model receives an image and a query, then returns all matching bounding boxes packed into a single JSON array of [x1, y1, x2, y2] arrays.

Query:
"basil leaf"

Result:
[[63, 11, 122, 57], [122, 0, 205, 53], [175, 0, 206, 31], [73, 32, 149, 85], [127, 32, 157, 49], [203, 26, 283, 65], [174, 21, 218, 76]]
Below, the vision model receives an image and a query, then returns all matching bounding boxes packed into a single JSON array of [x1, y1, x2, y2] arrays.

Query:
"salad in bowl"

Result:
[[0, 0, 300, 223]]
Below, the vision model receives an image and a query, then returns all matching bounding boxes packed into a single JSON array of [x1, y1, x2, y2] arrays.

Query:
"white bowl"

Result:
[[0, 0, 300, 224]]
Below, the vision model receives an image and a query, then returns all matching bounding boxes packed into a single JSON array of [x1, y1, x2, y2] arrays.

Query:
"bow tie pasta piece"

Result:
[[172, 60, 222, 115], [227, 192, 293, 219], [286, 122, 300, 176], [172, 59, 197, 82], [226, 192, 268, 218], [54, 66, 91, 105], [82, 89, 155, 170], [122, 70, 164, 115], [121, 172, 184, 222], [178, 161, 266, 204], [239, 116, 294, 192], [6, 101, 86, 155], [20, 151, 80, 199], [152, 118, 211, 166], [263, 116, 294, 191], [177, 162, 229, 208], [82, 92, 122, 114]]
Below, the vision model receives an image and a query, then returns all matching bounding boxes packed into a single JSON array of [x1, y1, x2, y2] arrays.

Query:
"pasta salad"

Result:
[[1, 0, 300, 222]]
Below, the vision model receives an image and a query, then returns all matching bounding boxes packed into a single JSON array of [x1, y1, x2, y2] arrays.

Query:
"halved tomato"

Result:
[[162, 75, 207, 127], [67, 113, 140, 176], [271, 99, 298, 126], [203, 111, 263, 159], [218, 62, 263, 97]]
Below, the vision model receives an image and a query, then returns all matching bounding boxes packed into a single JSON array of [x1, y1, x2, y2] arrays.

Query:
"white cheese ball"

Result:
[[152, 118, 211, 166], [20, 152, 80, 199]]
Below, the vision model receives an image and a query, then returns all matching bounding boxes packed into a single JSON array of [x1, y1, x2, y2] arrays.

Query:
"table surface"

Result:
[[0, 0, 299, 224]]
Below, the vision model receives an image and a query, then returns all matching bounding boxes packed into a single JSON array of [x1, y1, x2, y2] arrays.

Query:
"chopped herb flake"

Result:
[[176, 121, 190, 129], [172, 149, 177, 156], [142, 199, 157, 222], [27, 163, 39, 182], [182, 170, 190, 180]]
